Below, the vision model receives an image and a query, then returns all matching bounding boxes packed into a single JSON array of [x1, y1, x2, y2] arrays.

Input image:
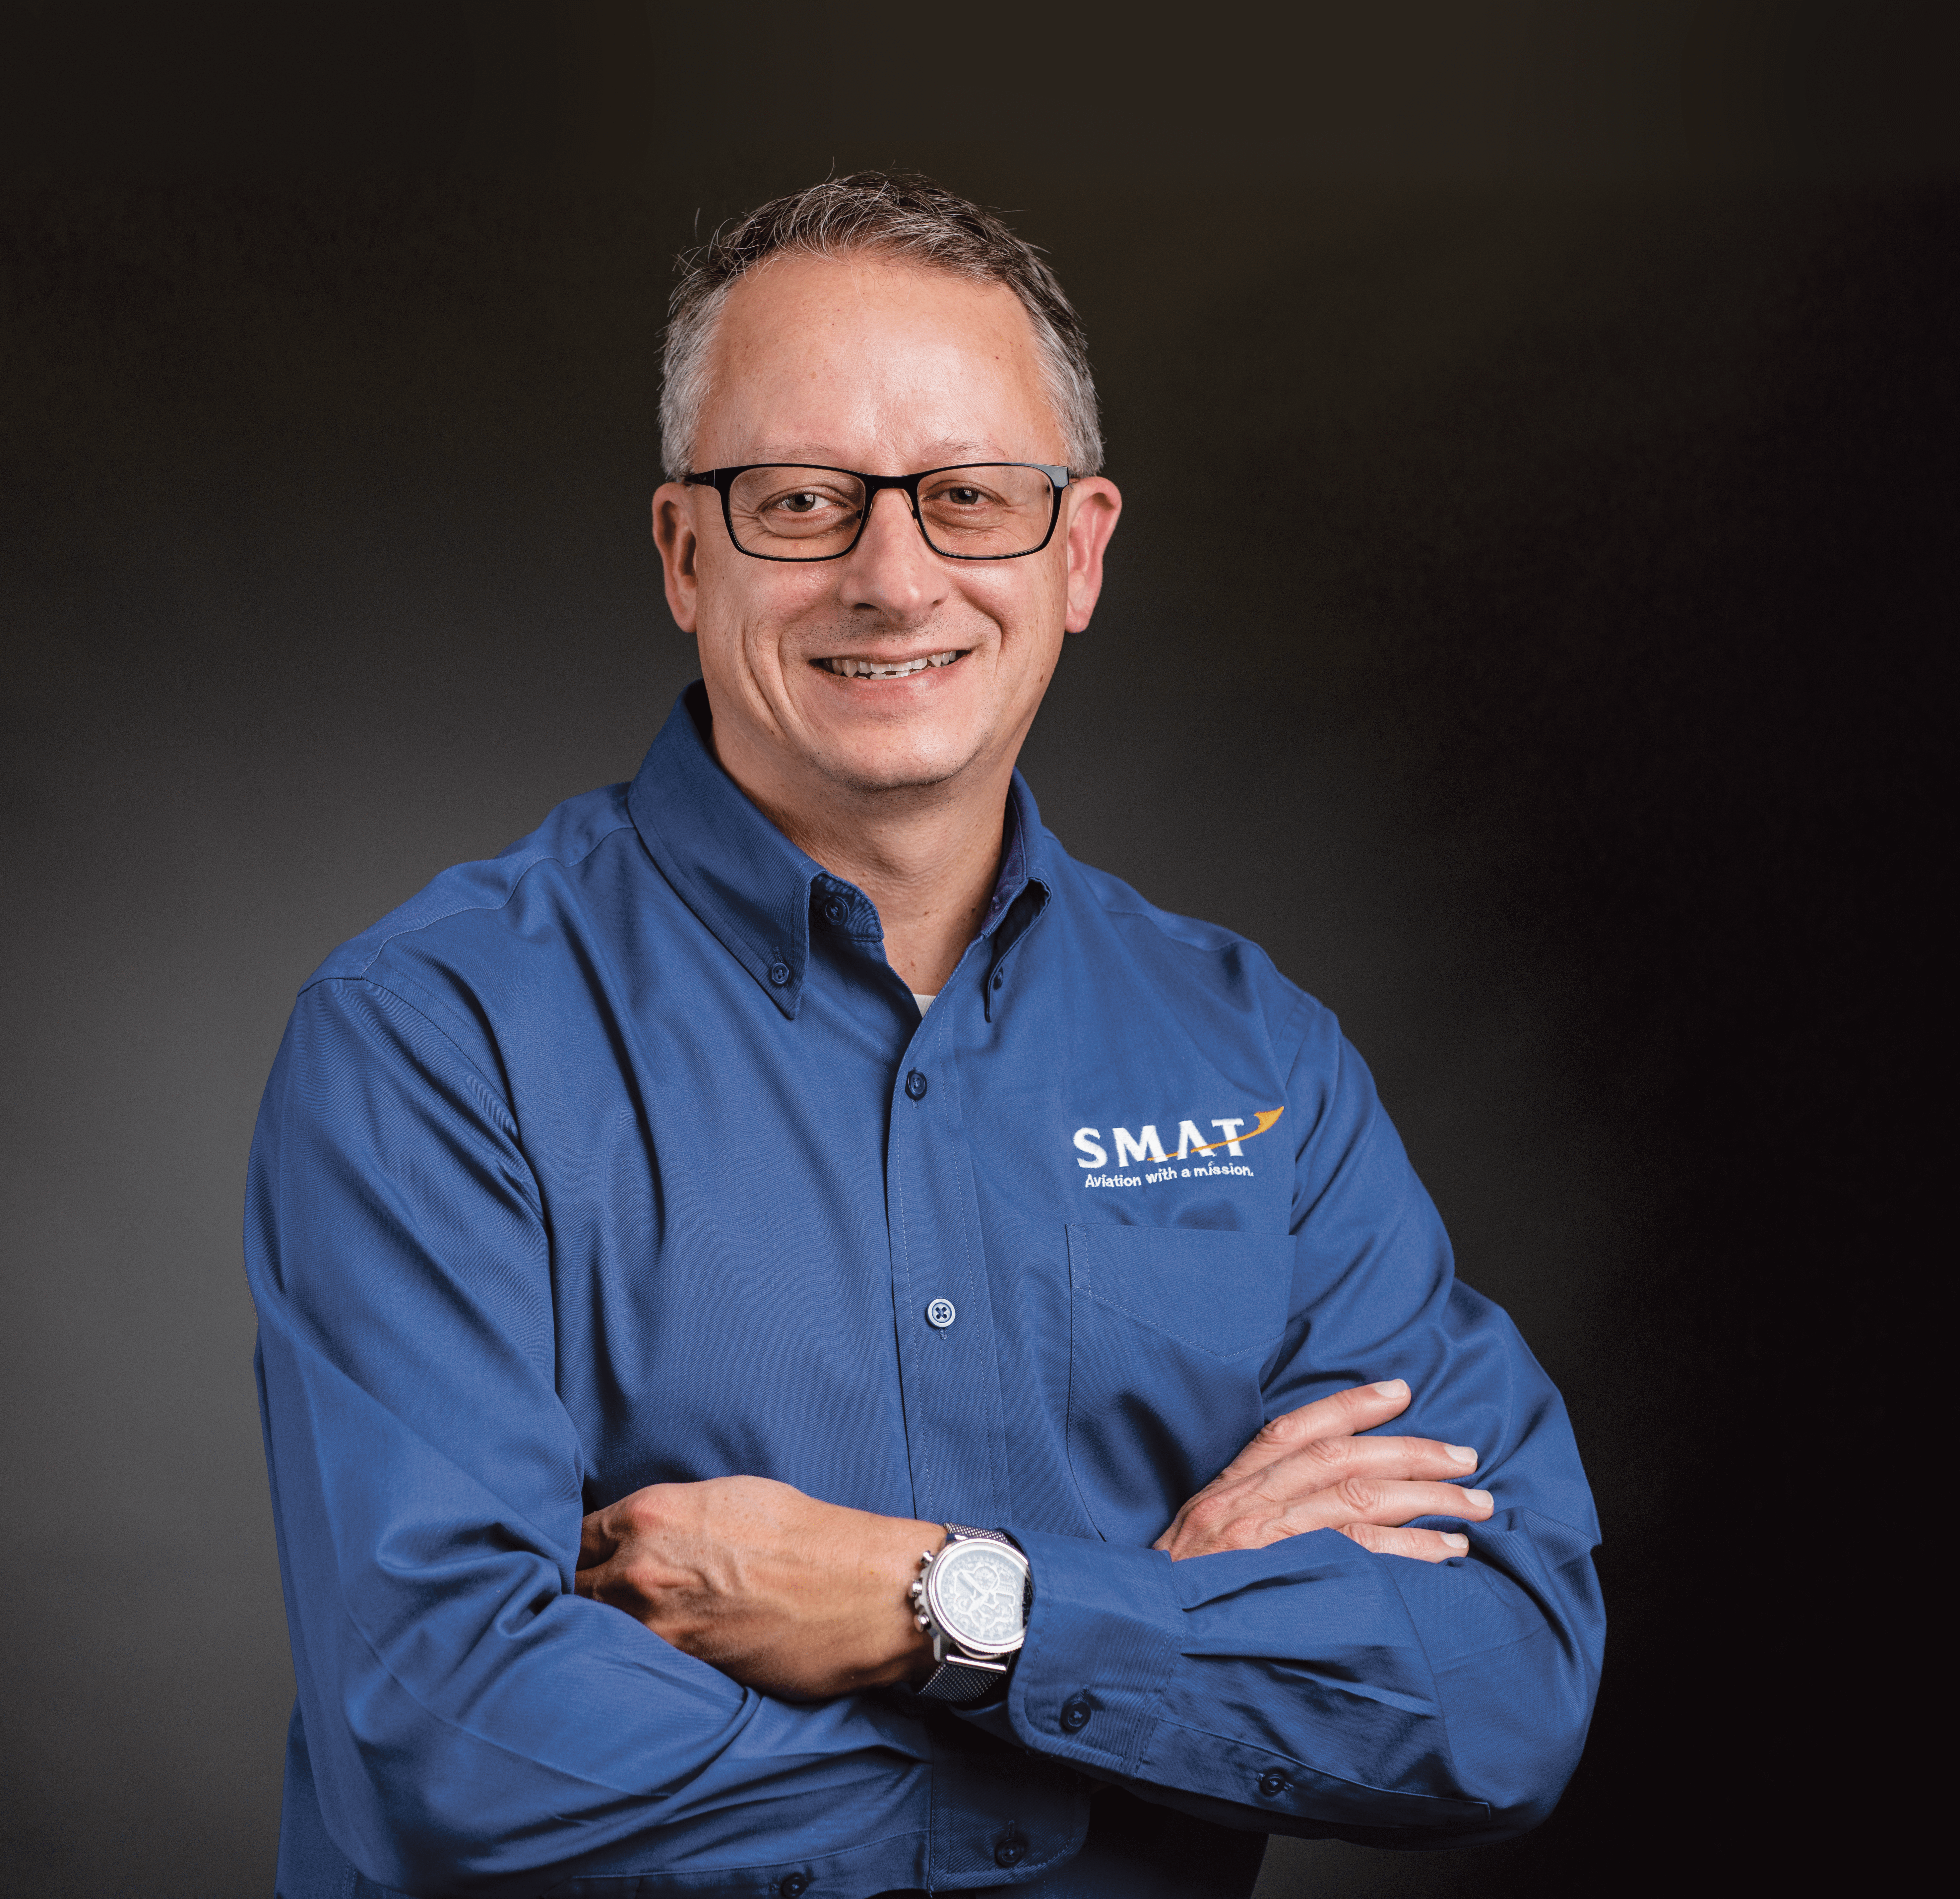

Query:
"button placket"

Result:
[[884, 993, 1008, 1542]]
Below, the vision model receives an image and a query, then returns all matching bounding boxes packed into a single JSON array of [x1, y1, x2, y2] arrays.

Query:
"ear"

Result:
[[1061, 477, 1122, 634], [653, 482, 701, 632]]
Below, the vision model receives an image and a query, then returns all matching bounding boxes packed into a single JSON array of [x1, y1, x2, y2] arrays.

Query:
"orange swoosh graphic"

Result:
[[1183, 1107, 1285, 1157]]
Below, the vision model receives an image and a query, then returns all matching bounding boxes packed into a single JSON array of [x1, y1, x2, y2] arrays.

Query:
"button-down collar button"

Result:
[[821, 897, 848, 926], [1257, 1769, 1288, 1799], [925, 1298, 956, 1329], [904, 1069, 928, 1101], [1060, 1695, 1092, 1733], [993, 1828, 1027, 1869], [768, 960, 791, 986], [778, 1876, 810, 1898]]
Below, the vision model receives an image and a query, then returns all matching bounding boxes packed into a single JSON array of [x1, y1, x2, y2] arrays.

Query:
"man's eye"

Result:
[[943, 487, 984, 506], [775, 491, 823, 515]]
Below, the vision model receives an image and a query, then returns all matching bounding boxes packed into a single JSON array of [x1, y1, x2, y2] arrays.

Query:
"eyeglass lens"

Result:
[[726, 465, 1056, 560]]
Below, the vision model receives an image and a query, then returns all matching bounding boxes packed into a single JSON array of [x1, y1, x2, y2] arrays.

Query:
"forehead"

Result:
[[697, 250, 1060, 466]]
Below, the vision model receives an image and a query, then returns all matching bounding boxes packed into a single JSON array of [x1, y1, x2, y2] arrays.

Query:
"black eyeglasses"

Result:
[[683, 462, 1071, 563]]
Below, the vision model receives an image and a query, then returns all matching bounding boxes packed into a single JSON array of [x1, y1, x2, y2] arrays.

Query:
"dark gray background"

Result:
[[3, 5, 1951, 1893]]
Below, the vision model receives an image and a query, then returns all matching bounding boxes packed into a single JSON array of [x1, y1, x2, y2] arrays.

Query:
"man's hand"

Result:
[[1154, 1379, 1492, 1563], [576, 1476, 940, 1700]]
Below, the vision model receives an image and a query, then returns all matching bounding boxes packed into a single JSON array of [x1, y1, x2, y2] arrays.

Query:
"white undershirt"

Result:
[[912, 992, 937, 1016]]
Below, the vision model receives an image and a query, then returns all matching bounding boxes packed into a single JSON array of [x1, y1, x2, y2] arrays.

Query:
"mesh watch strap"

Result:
[[917, 1653, 1010, 1703], [943, 1522, 1015, 1548]]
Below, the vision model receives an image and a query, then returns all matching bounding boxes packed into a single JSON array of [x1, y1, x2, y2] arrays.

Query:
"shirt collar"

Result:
[[629, 683, 1051, 1019]]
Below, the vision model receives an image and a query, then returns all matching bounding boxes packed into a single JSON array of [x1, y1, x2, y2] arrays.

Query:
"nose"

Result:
[[839, 485, 948, 621]]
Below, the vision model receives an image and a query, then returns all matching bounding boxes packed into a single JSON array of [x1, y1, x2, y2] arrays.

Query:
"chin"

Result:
[[816, 735, 975, 797], [800, 694, 987, 791]]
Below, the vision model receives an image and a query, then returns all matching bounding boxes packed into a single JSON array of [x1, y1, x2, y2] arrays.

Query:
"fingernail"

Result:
[[1373, 1379, 1407, 1398], [1442, 1534, 1469, 1552], [1448, 1445, 1477, 1466], [1466, 1490, 1493, 1510]]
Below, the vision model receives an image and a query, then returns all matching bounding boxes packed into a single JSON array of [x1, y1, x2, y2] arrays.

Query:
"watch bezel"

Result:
[[922, 1536, 1029, 1660]]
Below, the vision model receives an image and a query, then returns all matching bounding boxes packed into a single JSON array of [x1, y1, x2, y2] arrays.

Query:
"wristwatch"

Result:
[[909, 1524, 1031, 1704]]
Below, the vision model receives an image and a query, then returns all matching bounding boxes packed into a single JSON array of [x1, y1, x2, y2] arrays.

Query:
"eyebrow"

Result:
[[728, 439, 1011, 469]]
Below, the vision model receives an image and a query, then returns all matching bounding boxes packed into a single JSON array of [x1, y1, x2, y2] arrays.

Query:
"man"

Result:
[[248, 174, 1603, 1899]]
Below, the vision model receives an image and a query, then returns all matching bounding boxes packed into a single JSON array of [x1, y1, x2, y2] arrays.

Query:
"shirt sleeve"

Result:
[[990, 1002, 1605, 1844], [246, 975, 931, 1897]]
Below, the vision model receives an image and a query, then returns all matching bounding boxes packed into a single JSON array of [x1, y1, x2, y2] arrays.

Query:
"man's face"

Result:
[[653, 253, 1120, 805]]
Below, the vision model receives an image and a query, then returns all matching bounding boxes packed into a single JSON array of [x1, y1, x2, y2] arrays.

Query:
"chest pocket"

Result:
[[1064, 1222, 1295, 1546]]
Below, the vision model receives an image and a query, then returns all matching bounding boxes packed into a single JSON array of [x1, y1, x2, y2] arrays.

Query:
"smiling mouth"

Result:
[[817, 650, 965, 679]]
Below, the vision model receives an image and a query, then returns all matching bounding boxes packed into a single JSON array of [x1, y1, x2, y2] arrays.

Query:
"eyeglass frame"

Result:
[[681, 462, 1073, 563]]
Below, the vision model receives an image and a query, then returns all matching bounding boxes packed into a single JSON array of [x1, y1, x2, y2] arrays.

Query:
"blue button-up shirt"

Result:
[[248, 685, 1603, 1898]]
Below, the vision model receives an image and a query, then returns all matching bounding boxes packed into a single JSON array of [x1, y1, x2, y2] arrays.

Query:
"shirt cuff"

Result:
[[998, 1529, 1180, 1777]]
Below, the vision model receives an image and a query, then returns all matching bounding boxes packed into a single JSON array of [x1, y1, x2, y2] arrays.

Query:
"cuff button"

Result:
[[1257, 1769, 1288, 1799], [779, 1876, 810, 1898], [1060, 1695, 1092, 1733]]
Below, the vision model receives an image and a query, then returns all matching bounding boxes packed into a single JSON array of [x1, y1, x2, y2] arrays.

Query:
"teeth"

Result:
[[823, 651, 960, 679]]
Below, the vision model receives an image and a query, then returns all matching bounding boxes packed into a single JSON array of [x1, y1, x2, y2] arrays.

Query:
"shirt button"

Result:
[[905, 1069, 928, 1101], [1258, 1769, 1288, 1799], [821, 897, 848, 925], [926, 1298, 956, 1329], [778, 1876, 810, 1898], [1060, 1695, 1092, 1733], [768, 961, 791, 986], [993, 1829, 1026, 1869]]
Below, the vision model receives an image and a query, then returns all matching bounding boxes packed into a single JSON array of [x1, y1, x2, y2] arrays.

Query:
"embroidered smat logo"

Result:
[[1071, 1109, 1284, 1188]]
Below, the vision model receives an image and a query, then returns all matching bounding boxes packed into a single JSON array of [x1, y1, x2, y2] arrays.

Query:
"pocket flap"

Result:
[[1065, 1224, 1294, 1361]]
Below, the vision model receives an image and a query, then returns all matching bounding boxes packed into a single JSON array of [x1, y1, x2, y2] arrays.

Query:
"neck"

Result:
[[712, 737, 1013, 997]]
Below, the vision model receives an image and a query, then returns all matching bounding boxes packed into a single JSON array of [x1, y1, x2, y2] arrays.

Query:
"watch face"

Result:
[[928, 1540, 1027, 1654]]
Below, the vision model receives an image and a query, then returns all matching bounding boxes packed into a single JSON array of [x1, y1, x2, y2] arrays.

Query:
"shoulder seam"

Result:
[[1066, 861, 1313, 1051], [306, 814, 637, 988], [1271, 984, 1320, 1072], [1082, 884, 1248, 953], [302, 972, 510, 1104]]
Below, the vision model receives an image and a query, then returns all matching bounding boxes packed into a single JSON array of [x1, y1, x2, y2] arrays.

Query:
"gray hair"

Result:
[[659, 172, 1103, 480]]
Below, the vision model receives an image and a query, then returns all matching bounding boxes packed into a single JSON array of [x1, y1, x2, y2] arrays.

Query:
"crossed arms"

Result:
[[576, 1378, 1495, 1701]]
